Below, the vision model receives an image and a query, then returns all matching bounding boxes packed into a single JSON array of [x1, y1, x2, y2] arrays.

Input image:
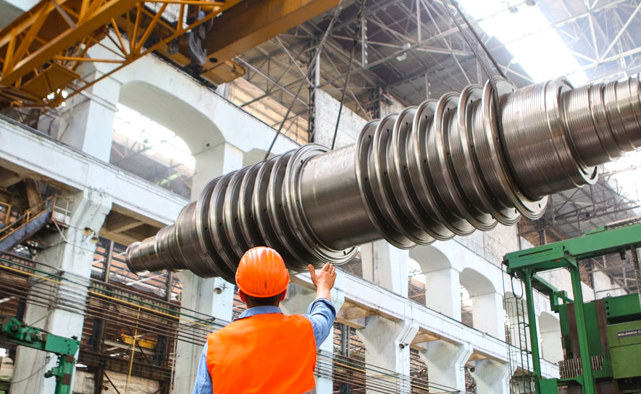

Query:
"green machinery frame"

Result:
[[0, 317, 79, 394], [503, 221, 641, 394]]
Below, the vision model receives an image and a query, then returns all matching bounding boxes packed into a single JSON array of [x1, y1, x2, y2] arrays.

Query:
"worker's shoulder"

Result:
[[284, 313, 314, 324], [249, 312, 314, 330], [208, 313, 313, 340]]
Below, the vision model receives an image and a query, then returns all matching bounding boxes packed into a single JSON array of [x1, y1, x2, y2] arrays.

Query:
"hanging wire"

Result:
[[8, 358, 50, 385], [511, 273, 526, 300], [443, 0, 509, 125], [263, 1, 346, 160], [443, 0, 508, 82], [330, 0, 364, 150]]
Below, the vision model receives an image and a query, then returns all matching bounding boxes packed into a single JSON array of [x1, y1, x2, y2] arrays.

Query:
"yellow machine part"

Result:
[[120, 333, 157, 350]]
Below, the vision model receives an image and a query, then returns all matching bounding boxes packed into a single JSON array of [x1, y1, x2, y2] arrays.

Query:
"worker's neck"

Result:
[[245, 300, 280, 309]]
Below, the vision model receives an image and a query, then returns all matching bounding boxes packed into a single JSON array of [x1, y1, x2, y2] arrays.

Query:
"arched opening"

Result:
[[111, 103, 195, 198], [409, 245, 457, 317], [460, 268, 503, 338], [460, 285, 474, 328], [408, 258, 426, 306], [119, 81, 223, 151]]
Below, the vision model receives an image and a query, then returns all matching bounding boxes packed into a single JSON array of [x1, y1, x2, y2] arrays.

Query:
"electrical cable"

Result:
[[443, 0, 509, 144], [0, 255, 459, 391], [0, 256, 220, 350], [330, 0, 363, 150], [443, 0, 507, 81], [7, 356, 50, 385], [263, 0, 346, 160]]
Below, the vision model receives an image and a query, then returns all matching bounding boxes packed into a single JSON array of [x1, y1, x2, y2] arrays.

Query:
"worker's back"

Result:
[[206, 312, 317, 394]]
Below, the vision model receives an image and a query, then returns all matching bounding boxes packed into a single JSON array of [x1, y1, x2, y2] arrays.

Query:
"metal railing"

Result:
[[0, 195, 71, 244]]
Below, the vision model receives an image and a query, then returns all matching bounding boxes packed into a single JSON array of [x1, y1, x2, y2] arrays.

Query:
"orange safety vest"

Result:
[[206, 313, 317, 394]]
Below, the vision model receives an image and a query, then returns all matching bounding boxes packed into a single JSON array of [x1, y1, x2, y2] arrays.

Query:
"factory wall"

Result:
[[314, 89, 367, 148]]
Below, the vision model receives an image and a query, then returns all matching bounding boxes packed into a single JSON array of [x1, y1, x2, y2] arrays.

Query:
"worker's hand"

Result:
[[308, 263, 336, 300]]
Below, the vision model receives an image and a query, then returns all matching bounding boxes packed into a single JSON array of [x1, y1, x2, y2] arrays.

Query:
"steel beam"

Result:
[[201, 0, 340, 66]]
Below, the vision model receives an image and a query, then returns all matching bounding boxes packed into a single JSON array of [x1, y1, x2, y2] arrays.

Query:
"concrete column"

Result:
[[11, 190, 112, 394], [356, 316, 419, 392], [281, 272, 345, 394], [472, 359, 510, 394], [419, 341, 472, 392], [191, 142, 243, 197], [424, 267, 461, 319], [55, 68, 120, 162], [471, 291, 505, 340], [361, 240, 409, 297], [173, 142, 243, 394]]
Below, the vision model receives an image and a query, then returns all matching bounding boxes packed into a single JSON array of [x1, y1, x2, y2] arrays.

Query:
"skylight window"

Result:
[[457, 0, 587, 85], [603, 153, 641, 204]]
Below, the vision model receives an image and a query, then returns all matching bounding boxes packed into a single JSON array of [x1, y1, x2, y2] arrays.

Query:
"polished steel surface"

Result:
[[126, 76, 641, 280]]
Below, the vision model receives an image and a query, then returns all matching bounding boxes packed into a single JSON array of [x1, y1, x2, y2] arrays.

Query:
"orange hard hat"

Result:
[[236, 247, 289, 297]]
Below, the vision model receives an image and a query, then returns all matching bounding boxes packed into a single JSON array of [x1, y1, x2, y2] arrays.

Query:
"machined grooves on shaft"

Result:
[[126, 76, 641, 281]]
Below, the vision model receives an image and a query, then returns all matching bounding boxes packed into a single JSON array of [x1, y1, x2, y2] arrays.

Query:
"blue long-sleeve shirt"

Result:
[[192, 298, 336, 394]]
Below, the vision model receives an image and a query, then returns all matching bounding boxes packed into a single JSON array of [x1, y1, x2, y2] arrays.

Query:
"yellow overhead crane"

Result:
[[0, 0, 340, 107]]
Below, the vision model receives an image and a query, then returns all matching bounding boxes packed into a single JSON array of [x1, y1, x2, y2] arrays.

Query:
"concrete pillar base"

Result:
[[472, 359, 510, 394], [420, 341, 472, 392], [356, 315, 418, 392], [471, 291, 505, 340]]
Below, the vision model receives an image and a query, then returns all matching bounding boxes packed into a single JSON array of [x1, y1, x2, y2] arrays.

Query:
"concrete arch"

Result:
[[410, 245, 458, 318], [416, 240, 504, 294], [119, 80, 223, 155], [106, 52, 299, 156], [409, 244, 452, 274], [461, 267, 504, 339], [460, 267, 496, 297]]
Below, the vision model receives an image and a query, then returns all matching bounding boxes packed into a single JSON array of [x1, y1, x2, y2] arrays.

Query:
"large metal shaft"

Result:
[[126, 77, 641, 282]]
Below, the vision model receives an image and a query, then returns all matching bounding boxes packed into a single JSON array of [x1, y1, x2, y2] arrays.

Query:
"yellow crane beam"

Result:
[[0, 0, 242, 107], [0, 0, 341, 108], [163, 0, 341, 85], [203, 0, 340, 63]]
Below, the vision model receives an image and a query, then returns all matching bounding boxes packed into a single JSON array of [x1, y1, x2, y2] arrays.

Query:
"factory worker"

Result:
[[192, 246, 337, 394]]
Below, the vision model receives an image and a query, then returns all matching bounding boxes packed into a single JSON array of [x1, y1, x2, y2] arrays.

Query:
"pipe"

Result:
[[126, 76, 641, 283]]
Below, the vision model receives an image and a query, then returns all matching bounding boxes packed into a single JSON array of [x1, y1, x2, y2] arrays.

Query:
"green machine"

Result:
[[0, 317, 79, 394], [504, 220, 641, 394]]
